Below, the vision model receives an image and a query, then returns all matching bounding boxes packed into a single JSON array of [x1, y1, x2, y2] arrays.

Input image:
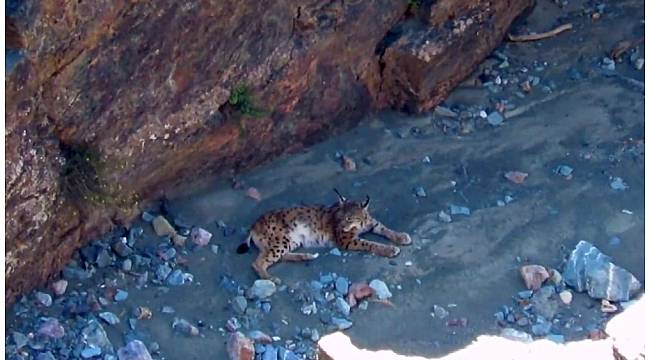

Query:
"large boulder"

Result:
[[5, 0, 534, 304]]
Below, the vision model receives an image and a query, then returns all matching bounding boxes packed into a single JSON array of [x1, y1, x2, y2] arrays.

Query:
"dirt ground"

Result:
[[5, 0, 645, 359]]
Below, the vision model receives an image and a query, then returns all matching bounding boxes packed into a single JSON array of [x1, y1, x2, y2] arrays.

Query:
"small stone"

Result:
[[136, 306, 153, 320], [155, 264, 172, 281], [336, 297, 351, 316], [12, 331, 28, 348], [438, 211, 452, 223], [36, 352, 56, 360], [500, 328, 533, 343], [96, 249, 113, 268], [531, 321, 552, 336], [340, 155, 357, 171], [261, 302, 272, 313], [435, 105, 458, 118], [172, 318, 200, 336], [602, 57, 616, 71], [227, 332, 255, 360], [479, 110, 488, 118], [369, 279, 392, 300], [114, 289, 129, 302], [211, 244, 220, 255], [449, 205, 470, 215], [81, 345, 103, 358], [520, 265, 550, 290], [554, 165, 574, 177], [331, 317, 353, 330], [141, 212, 156, 222], [347, 282, 374, 307], [262, 345, 278, 360], [81, 320, 112, 353], [226, 317, 241, 332], [329, 248, 342, 256], [232, 296, 248, 315], [532, 286, 560, 320], [487, 111, 504, 126], [504, 171, 528, 184], [112, 240, 133, 258], [445, 318, 468, 327], [516, 317, 529, 326], [246, 187, 262, 201], [601, 299, 618, 313], [634, 58, 644, 70], [335, 277, 349, 295], [38, 318, 65, 339], [122, 259, 133, 271], [117, 340, 153, 360], [311, 329, 320, 342], [167, 269, 193, 286], [51, 279, 68, 296], [99, 312, 120, 325], [609, 236, 622, 246], [161, 306, 175, 314], [517, 290, 534, 299], [247, 330, 273, 344], [172, 234, 187, 247], [545, 334, 565, 343], [548, 268, 563, 285], [433, 305, 449, 319], [246, 280, 277, 299], [152, 216, 176, 237], [191, 227, 212, 246], [414, 186, 427, 197], [35, 292, 53, 307], [559, 290, 573, 305], [610, 177, 628, 191]]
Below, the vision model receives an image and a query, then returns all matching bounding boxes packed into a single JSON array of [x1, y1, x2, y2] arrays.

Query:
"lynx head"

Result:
[[332, 189, 374, 233]]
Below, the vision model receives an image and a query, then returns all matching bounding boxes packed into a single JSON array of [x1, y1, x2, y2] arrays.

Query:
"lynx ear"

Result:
[[333, 188, 347, 204], [362, 195, 370, 209]]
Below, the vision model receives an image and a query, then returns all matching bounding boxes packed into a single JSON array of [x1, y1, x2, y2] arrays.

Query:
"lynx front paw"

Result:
[[394, 232, 412, 245], [376, 245, 400, 257]]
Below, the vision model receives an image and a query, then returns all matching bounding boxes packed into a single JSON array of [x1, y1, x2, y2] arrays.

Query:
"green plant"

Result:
[[408, 0, 421, 7], [59, 144, 139, 213], [228, 85, 265, 117]]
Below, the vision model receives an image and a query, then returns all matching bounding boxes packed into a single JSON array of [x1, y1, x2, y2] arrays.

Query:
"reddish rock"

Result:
[[347, 282, 375, 307], [227, 332, 254, 360], [505, 171, 529, 184], [5, 0, 533, 305], [520, 265, 550, 291], [191, 227, 212, 247]]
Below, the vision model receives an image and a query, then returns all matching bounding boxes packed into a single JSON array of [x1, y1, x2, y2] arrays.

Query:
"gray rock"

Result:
[[414, 186, 427, 197], [449, 205, 470, 215], [531, 320, 552, 336], [554, 165, 573, 177], [278, 347, 301, 360], [117, 340, 153, 360], [82, 320, 113, 354], [329, 248, 342, 256], [81, 345, 102, 358], [500, 328, 533, 343], [433, 305, 449, 319], [99, 312, 120, 325], [262, 345, 278, 360], [161, 306, 175, 314], [246, 280, 277, 299], [141, 212, 156, 222], [96, 249, 113, 268], [122, 259, 133, 272], [331, 317, 353, 330], [155, 264, 172, 281], [112, 240, 133, 258], [602, 57, 616, 71], [311, 329, 320, 342], [12, 331, 28, 348], [51, 279, 68, 296], [518, 290, 534, 299], [166, 269, 192, 286], [35, 292, 52, 307], [38, 318, 65, 339], [211, 245, 220, 255], [563, 241, 641, 301], [369, 279, 392, 300], [531, 286, 559, 320], [36, 352, 56, 360], [335, 297, 351, 317], [114, 290, 129, 302], [232, 296, 248, 315], [610, 177, 628, 191], [545, 334, 565, 343], [335, 277, 349, 295], [438, 211, 452, 223], [487, 111, 504, 126]]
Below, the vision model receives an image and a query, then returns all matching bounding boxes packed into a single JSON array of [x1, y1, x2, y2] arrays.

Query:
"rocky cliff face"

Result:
[[5, 0, 534, 304]]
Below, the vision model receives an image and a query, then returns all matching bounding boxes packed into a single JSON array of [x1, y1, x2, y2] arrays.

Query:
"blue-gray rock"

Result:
[[335, 277, 349, 295], [531, 286, 559, 320], [311, 329, 320, 342], [82, 320, 114, 354], [81, 345, 102, 358], [262, 345, 278, 360], [114, 290, 129, 302], [36, 352, 56, 360], [500, 328, 533, 343], [432, 305, 448, 319], [545, 334, 565, 343], [601, 57, 616, 71], [35, 292, 53, 307], [99, 312, 120, 325], [414, 186, 427, 197], [246, 280, 276, 299], [232, 296, 248, 315], [122, 259, 133, 271], [117, 340, 153, 360], [610, 177, 628, 191], [128, 227, 144, 246], [329, 248, 342, 256], [487, 111, 504, 126], [38, 318, 65, 339], [369, 279, 392, 300], [531, 321, 552, 336], [161, 306, 175, 314], [278, 347, 301, 360], [449, 205, 471, 215], [158, 247, 176, 261], [609, 236, 622, 246], [518, 290, 533, 299], [141, 212, 156, 222], [112, 241, 133, 258], [96, 249, 113, 268], [155, 264, 172, 281], [563, 241, 641, 301], [261, 302, 272, 313], [129, 319, 137, 330], [554, 165, 574, 177], [12, 331, 28, 348], [320, 274, 334, 284], [166, 270, 187, 286], [310, 280, 324, 291], [335, 297, 351, 317], [331, 317, 353, 330]]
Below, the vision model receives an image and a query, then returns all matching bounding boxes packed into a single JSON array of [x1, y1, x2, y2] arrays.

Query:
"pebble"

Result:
[[634, 57, 644, 70], [487, 111, 504, 126], [262, 302, 272, 313], [602, 57, 616, 71], [246, 187, 262, 201], [609, 236, 622, 246], [37, 352, 56, 360], [114, 289, 129, 302], [336, 297, 351, 316], [38, 318, 65, 339], [500, 328, 533, 343], [331, 317, 353, 330], [141, 212, 156, 222], [504, 171, 528, 184], [554, 165, 574, 177], [211, 244, 220, 255], [246, 280, 277, 299], [531, 321, 552, 336], [248, 330, 273, 344], [99, 312, 120, 325], [438, 211, 452, 223], [559, 290, 573, 305], [161, 306, 175, 314], [35, 292, 53, 307], [479, 110, 488, 118], [191, 227, 212, 246], [329, 248, 342, 256], [517, 290, 534, 299], [172, 318, 200, 336], [520, 265, 550, 290], [449, 205, 470, 216], [81, 320, 112, 353], [232, 296, 248, 315], [610, 177, 628, 191], [122, 259, 133, 271], [347, 282, 374, 307], [563, 241, 640, 301], [226, 317, 241, 332], [96, 249, 113, 268], [227, 332, 255, 360], [335, 277, 349, 295], [432, 305, 449, 319], [601, 299, 618, 313], [167, 269, 193, 286], [12, 331, 28, 348], [51, 279, 68, 296], [81, 345, 103, 358], [548, 268, 563, 285], [414, 186, 427, 197], [152, 216, 176, 237], [112, 240, 133, 258], [156, 263, 172, 281], [340, 155, 357, 171], [369, 279, 392, 300], [545, 334, 565, 344], [532, 286, 560, 320], [117, 340, 153, 360]]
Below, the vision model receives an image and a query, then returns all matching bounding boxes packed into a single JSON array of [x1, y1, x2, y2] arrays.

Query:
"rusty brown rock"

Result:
[[520, 265, 550, 291], [5, 0, 533, 305], [227, 332, 254, 360]]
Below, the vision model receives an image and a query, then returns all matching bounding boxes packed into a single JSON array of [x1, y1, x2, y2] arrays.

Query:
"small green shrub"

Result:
[[228, 85, 265, 117]]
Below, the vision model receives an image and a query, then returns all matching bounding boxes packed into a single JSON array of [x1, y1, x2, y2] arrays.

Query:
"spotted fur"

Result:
[[237, 190, 412, 283]]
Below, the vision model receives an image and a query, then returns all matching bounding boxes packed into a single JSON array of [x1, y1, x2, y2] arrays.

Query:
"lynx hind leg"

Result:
[[282, 252, 319, 262], [252, 239, 291, 284]]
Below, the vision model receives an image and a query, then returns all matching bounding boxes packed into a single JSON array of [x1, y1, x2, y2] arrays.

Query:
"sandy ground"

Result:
[[5, 0, 645, 359]]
